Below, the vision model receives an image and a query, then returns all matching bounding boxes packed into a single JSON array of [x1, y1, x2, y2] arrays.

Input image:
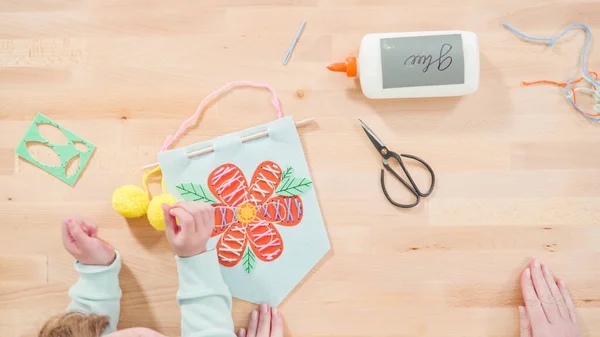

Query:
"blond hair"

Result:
[[39, 312, 109, 337]]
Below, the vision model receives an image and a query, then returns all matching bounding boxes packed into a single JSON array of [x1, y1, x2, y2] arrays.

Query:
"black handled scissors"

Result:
[[359, 119, 435, 208]]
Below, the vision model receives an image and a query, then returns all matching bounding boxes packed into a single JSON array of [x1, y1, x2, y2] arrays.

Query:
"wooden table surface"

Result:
[[1, 1, 600, 336]]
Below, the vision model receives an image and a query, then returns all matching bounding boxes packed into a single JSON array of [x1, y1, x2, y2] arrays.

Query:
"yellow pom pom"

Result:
[[147, 193, 178, 231], [112, 185, 150, 218]]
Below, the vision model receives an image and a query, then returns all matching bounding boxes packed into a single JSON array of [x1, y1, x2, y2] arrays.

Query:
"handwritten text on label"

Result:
[[403, 43, 453, 73]]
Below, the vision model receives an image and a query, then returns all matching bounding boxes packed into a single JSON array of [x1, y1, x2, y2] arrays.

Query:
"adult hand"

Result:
[[519, 260, 582, 337], [237, 304, 283, 337], [162, 202, 214, 258], [61, 218, 116, 266]]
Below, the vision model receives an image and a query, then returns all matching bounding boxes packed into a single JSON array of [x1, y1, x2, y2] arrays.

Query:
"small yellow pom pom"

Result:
[[147, 193, 178, 231], [112, 185, 150, 218]]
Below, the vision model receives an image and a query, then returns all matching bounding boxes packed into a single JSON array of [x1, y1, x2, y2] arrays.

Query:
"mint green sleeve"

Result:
[[176, 249, 236, 337], [67, 251, 122, 335]]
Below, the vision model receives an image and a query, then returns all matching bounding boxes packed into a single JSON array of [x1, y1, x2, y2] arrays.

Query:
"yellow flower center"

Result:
[[236, 203, 257, 224]]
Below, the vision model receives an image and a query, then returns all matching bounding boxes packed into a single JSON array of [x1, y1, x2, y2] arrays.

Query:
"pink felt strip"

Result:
[[161, 81, 283, 151]]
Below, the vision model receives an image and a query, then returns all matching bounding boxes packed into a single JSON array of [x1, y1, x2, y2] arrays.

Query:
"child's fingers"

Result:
[[80, 219, 98, 238], [79, 222, 95, 238], [246, 310, 259, 337], [175, 202, 204, 215], [237, 328, 246, 337], [175, 202, 206, 232], [61, 220, 77, 248], [270, 307, 284, 337], [256, 304, 271, 337], [61, 223, 81, 258], [67, 220, 91, 247], [61, 220, 69, 241], [169, 207, 196, 234], [162, 204, 178, 235]]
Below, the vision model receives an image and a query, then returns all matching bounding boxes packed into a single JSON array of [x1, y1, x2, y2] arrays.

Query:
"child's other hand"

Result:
[[162, 202, 214, 258], [61, 218, 116, 266]]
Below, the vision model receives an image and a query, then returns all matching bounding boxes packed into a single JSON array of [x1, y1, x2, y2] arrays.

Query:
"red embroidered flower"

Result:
[[208, 161, 303, 267]]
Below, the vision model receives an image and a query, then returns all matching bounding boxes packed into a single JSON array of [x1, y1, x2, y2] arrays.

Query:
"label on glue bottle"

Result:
[[328, 30, 480, 99]]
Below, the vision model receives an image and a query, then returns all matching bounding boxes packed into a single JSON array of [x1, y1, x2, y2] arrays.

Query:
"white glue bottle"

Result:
[[328, 30, 480, 99]]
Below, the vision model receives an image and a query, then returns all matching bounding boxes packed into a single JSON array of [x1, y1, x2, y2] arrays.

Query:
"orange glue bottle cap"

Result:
[[327, 56, 357, 77]]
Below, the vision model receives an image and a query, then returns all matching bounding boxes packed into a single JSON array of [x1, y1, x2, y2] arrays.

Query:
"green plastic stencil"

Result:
[[15, 113, 96, 186]]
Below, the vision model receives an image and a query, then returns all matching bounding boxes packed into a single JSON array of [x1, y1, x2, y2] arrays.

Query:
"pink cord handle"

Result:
[[161, 81, 283, 151]]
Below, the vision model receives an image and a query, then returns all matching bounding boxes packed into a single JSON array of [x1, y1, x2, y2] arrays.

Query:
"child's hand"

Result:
[[162, 202, 215, 258], [61, 218, 116, 266]]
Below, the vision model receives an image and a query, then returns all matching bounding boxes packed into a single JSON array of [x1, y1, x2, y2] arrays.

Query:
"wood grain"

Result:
[[1, 0, 600, 336]]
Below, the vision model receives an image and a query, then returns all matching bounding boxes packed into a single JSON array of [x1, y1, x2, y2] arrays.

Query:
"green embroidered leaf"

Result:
[[281, 166, 294, 181], [242, 247, 256, 274], [275, 177, 313, 196], [176, 183, 217, 203]]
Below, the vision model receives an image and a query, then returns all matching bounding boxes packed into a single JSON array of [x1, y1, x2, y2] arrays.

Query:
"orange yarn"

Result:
[[521, 72, 600, 118], [521, 72, 598, 88]]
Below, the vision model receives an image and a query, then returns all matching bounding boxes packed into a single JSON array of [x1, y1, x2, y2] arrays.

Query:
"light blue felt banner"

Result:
[[159, 116, 330, 306]]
